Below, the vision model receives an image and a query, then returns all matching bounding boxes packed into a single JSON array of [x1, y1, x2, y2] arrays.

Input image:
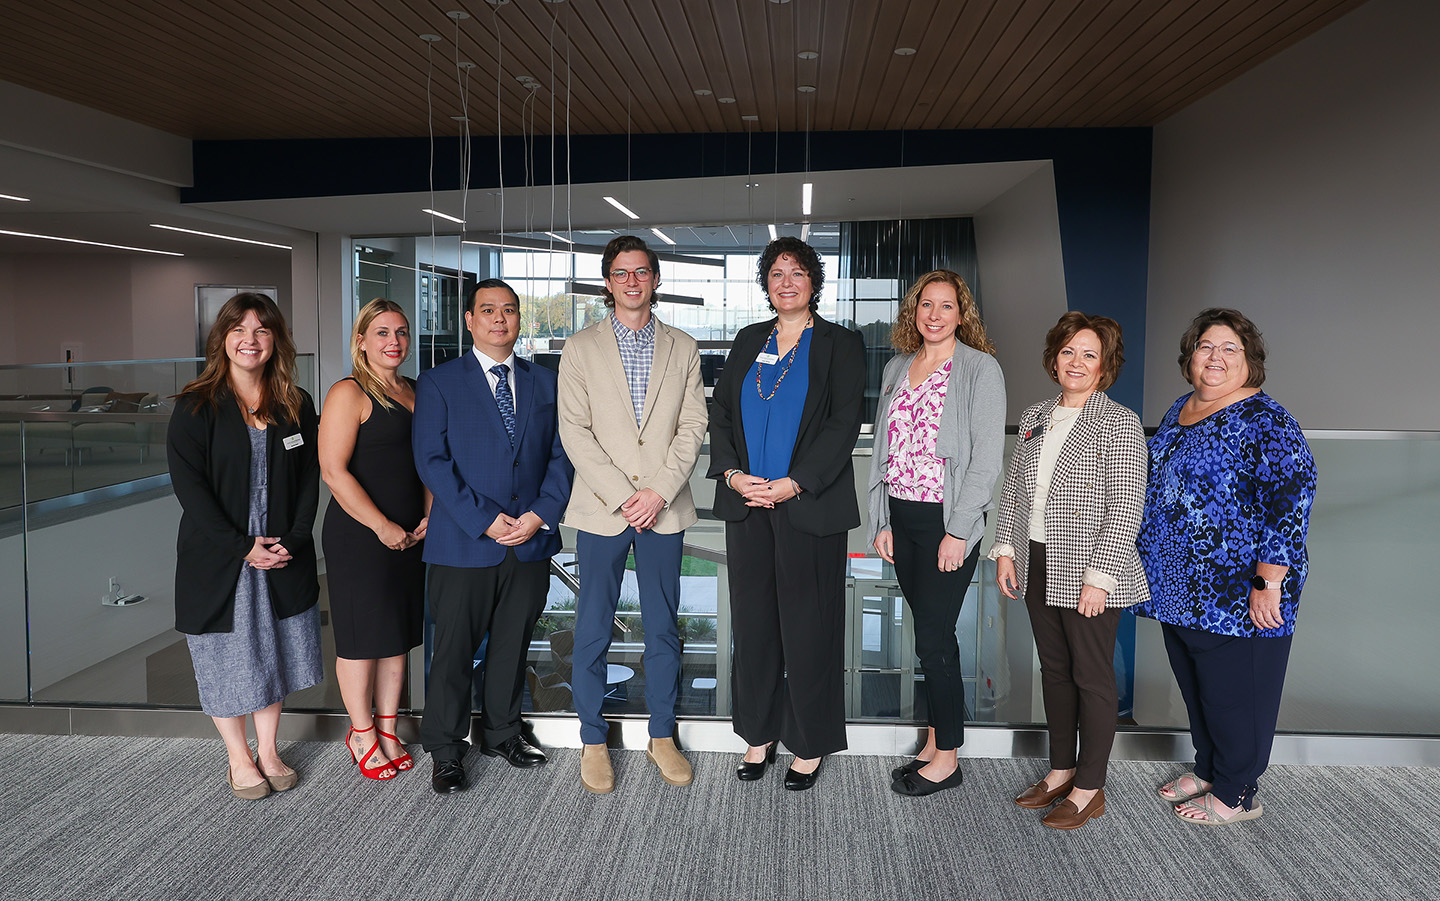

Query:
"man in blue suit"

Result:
[[413, 278, 573, 793]]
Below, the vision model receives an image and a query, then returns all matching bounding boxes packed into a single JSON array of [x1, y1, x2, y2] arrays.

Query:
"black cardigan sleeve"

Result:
[[166, 395, 251, 560]]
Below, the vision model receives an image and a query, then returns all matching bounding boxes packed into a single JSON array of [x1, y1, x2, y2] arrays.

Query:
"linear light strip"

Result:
[[0, 193, 31, 202], [149, 223, 291, 250], [423, 208, 466, 224], [603, 196, 640, 219], [768, 224, 778, 241], [650, 227, 676, 246], [0, 228, 183, 257], [802, 182, 813, 216], [543, 231, 573, 244]]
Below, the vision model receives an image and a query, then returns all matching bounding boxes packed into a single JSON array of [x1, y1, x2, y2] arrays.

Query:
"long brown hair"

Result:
[[891, 270, 996, 355], [350, 298, 410, 410], [178, 292, 303, 424]]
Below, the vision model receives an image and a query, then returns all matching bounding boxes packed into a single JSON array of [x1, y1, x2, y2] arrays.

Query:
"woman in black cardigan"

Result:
[[167, 292, 323, 800], [708, 237, 866, 791]]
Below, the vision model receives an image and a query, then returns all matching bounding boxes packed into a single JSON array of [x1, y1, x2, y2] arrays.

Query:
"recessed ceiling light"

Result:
[[650, 228, 676, 246], [603, 196, 640, 219], [741, 115, 759, 121], [449, 10, 473, 18], [0, 228, 183, 256], [718, 97, 736, 104], [745, 182, 760, 188], [423, 208, 466, 225], [517, 75, 536, 83], [797, 85, 816, 93], [802, 183, 813, 216], [768, 224, 778, 240], [0, 192, 31, 202], [797, 50, 819, 60], [895, 47, 917, 56], [419, 34, 442, 42], [150, 224, 292, 250], [694, 89, 713, 96], [458, 62, 475, 70], [451, 116, 469, 122]]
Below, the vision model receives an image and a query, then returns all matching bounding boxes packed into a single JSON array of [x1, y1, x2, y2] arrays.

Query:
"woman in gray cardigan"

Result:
[[991, 311, 1148, 830], [866, 270, 1006, 796]]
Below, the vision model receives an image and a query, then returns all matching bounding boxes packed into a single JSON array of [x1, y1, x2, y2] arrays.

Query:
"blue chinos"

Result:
[[573, 528, 684, 745], [1161, 622, 1293, 811]]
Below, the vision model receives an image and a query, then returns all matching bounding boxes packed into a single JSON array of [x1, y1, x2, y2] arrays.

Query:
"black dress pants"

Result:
[[725, 506, 848, 759], [888, 497, 978, 750], [1025, 541, 1122, 790], [420, 552, 548, 762]]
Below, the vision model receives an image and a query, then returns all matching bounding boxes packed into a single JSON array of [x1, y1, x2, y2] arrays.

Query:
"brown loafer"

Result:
[[1042, 789, 1105, 830], [1014, 777, 1074, 809]]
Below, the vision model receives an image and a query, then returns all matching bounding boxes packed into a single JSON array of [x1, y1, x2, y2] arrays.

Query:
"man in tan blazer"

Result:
[[557, 235, 708, 794]]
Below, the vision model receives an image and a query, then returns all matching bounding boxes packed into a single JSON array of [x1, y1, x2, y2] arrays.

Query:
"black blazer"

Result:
[[167, 388, 321, 634], [707, 314, 866, 536]]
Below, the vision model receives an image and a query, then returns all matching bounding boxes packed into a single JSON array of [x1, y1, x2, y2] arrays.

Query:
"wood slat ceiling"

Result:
[[0, 0, 1371, 140]]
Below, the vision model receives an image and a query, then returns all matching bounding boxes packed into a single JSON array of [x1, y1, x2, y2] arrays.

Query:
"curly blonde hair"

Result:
[[891, 270, 995, 355], [351, 299, 411, 410]]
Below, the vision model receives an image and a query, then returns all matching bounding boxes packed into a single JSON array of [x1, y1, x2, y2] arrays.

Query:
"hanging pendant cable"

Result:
[[424, 33, 440, 369]]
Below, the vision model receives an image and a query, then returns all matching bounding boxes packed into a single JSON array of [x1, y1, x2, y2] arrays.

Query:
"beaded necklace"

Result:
[[755, 318, 812, 401]]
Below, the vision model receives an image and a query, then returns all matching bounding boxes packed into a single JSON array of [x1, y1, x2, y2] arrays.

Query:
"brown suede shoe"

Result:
[[1014, 777, 1074, 809], [580, 743, 614, 794], [1042, 789, 1106, 830], [645, 737, 694, 787]]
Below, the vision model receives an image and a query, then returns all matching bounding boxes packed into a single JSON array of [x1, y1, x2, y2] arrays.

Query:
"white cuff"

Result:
[[987, 542, 1016, 561], [1082, 567, 1117, 595]]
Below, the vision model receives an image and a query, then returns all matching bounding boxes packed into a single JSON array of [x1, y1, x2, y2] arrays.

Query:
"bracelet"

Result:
[[724, 469, 740, 490]]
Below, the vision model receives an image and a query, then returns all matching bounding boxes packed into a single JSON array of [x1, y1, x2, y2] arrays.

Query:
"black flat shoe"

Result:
[[736, 742, 778, 782], [481, 735, 548, 768], [890, 757, 927, 782], [891, 765, 963, 797], [783, 758, 824, 791], [431, 758, 468, 794]]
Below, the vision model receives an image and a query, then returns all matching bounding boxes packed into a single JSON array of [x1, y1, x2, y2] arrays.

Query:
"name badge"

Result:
[[283, 433, 304, 451], [756, 352, 780, 365], [1021, 420, 1047, 443]]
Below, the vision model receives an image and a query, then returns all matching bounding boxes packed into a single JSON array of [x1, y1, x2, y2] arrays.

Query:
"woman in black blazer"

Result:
[[708, 237, 866, 791], [167, 292, 323, 800]]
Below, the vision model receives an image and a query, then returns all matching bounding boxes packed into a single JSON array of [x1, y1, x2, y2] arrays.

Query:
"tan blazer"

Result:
[[557, 315, 708, 536]]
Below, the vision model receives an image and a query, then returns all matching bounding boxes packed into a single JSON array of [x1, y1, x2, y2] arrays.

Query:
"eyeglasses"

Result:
[[608, 267, 653, 282], [1195, 342, 1242, 358]]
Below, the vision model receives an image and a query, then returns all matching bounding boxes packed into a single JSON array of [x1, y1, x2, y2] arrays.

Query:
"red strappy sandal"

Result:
[[374, 714, 414, 771], [347, 725, 397, 780]]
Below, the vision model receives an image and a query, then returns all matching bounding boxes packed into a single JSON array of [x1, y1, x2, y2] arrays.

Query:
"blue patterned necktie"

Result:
[[491, 363, 516, 445]]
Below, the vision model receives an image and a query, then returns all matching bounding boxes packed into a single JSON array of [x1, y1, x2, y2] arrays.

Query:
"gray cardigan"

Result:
[[865, 342, 1007, 551]]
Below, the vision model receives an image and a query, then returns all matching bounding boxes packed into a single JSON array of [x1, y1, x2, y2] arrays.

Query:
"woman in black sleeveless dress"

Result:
[[319, 300, 429, 781]]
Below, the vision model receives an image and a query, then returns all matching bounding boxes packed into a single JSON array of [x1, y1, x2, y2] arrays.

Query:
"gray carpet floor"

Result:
[[2, 734, 1437, 901]]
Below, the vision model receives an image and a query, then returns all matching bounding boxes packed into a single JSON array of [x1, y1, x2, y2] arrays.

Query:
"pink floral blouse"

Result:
[[884, 360, 951, 503]]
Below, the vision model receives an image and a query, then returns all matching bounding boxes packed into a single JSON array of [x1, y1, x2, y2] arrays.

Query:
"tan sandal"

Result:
[[1158, 771, 1210, 803], [1174, 793, 1263, 826]]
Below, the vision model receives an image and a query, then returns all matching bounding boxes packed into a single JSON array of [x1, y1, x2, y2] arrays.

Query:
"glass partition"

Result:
[[4, 375, 1437, 743]]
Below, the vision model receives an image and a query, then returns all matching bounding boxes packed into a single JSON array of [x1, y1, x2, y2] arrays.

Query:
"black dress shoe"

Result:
[[431, 759, 468, 794], [890, 757, 927, 782], [891, 765, 963, 797], [481, 735, 548, 768], [736, 742, 779, 782], [783, 758, 824, 791]]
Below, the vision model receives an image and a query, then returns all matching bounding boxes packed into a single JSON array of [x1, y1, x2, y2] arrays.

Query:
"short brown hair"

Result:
[[600, 235, 661, 309], [1177, 307, 1266, 388], [1042, 311, 1125, 391], [891, 270, 996, 356], [756, 237, 824, 310]]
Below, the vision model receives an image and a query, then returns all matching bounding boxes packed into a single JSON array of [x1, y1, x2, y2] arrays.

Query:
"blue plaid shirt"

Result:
[[610, 313, 655, 425]]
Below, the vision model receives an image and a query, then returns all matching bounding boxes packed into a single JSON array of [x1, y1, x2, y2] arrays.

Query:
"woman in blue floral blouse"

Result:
[[1134, 308, 1316, 826]]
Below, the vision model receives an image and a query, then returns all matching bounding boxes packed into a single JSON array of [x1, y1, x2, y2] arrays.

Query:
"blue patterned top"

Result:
[[1132, 392, 1316, 638], [740, 326, 812, 481]]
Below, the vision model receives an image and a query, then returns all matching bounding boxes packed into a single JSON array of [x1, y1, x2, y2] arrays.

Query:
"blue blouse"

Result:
[[740, 326, 812, 481], [1132, 392, 1316, 638]]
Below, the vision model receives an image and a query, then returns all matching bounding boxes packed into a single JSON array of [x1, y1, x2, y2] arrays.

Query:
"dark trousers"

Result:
[[1025, 541, 1123, 790], [725, 507, 848, 759], [888, 498, 977, 750], [573, 528, 684, 745], [1162, 621, 1292, 810], [420, 553, 548, 761]]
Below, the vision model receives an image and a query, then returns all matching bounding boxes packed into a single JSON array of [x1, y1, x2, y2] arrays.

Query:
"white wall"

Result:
[[130, 254, 293, 360], [973, 164, 1071, 421], [1145, 0, 1440, 429]]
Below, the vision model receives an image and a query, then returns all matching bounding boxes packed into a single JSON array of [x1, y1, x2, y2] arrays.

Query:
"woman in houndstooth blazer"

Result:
[[991, 311, 1149, 831]]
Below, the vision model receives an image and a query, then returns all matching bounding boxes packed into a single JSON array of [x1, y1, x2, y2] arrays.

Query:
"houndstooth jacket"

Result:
[[992, 390, 1150, 609]]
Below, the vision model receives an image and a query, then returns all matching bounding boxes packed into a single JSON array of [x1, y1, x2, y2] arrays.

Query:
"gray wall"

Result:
[[1144, 0, 1440, 429]]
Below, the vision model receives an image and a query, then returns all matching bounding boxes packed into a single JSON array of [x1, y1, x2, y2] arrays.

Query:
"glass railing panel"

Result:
[[0, 423, 26, 701]]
